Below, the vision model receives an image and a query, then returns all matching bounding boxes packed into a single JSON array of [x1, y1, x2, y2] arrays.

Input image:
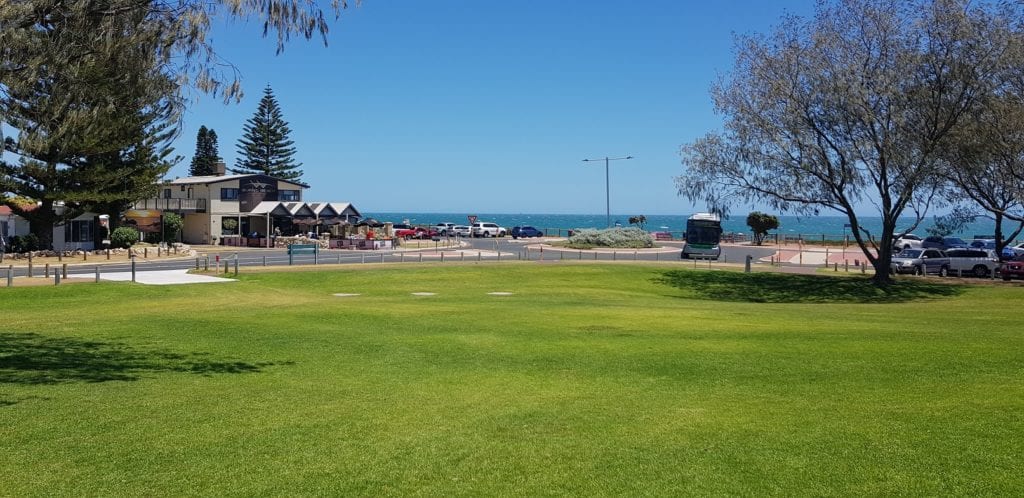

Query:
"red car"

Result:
[[395, 228, 419, 239], [1000, 255, 1024, 281], [412, 227, 439, 239]]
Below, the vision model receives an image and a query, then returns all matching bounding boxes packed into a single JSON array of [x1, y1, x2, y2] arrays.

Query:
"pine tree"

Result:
[[189, 126, 221, 176], [232, 86, 303, 181]]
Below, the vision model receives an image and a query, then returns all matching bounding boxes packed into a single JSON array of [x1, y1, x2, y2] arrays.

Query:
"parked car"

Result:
[[1005, 241, 1024, 258], [434, 222, 456, 235], [395, 228, 419, 239], [921, 236, 968, 251], [451, 225, 472, 237], [999, 254, 1024, 281], [893, 233, 924, 251], [413, 227, 439, 239], [511, 226, 544, 239], [969, 239, 996, 250], [890, 248, 949, 276], [944, 248, 1000, 277], [471, 222, 507, 237]]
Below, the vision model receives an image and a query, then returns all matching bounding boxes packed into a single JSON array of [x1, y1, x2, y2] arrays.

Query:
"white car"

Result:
[[450, 225, 472, 237], [893, 233, 923, 252], [471, 222, 507, 237], [433, 222, 456, 235]]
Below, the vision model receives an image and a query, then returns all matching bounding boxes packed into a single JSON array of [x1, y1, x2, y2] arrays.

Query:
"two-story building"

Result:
[[133, 164, 361, 246]]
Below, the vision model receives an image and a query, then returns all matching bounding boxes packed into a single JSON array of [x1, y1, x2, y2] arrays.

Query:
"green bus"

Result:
[[681, 213, 722, 259]]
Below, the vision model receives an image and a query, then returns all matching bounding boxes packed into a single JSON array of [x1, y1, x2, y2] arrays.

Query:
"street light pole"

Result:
[[583, 155, 633, 228]]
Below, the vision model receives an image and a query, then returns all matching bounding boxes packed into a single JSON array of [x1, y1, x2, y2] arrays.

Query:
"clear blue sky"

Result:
[[169, 0, 816, 215]]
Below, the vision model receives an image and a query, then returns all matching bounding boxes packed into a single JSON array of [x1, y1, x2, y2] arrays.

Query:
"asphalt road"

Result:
[[2, 237, 780, 279]]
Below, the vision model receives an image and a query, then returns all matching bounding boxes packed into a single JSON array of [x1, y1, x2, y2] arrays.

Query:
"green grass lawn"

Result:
[[2, 263, 1022, 495]]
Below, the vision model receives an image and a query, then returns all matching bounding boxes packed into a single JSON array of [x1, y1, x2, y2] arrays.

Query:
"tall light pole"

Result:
[[582, 155, 633, 228]]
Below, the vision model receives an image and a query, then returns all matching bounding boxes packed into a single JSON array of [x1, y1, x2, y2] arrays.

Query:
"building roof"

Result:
[[0, 206, 12, 216], [167, 174, 309, 188], [327, 202, 361, 218]]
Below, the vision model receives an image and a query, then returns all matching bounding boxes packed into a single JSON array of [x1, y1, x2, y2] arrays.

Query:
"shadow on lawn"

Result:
[[654, 270, 964, 303], [0, 332, 278, 394]]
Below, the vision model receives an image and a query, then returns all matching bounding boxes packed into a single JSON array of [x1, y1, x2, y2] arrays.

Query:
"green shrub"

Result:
[[566, 227, 654, 249], [162, 212, 184, 243], [110, 227, 140, 248], [9, 234, 40, 253]]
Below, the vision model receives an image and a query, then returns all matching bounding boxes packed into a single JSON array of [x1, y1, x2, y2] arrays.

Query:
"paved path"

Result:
[[99, 269, 236, 285]]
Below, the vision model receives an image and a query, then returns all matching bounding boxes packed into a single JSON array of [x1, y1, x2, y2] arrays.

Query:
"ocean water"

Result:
[[364, 212, 1009, 240]]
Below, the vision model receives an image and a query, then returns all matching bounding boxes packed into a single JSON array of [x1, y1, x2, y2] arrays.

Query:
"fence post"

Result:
[[6, 265, 12, 287], [131, 257, 136, 282], [204, 256, 209, 271], [45, 263, 50, 278], [263, 255, 267, 266], [419, 253, 423, 263], [478, 251, 481, 261], [497, 251, 501, 261], [95, 265, 100, 283], [62, 263, 68, 279], [55, 271, 60, 286], [234, 258, 239, 276], [613, 251, 617, 261], [745, 255, 752, 273], [144, 247, 148, 258]]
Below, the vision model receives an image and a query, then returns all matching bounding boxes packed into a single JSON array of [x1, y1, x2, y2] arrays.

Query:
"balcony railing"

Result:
[[133, 198, 207, 212]]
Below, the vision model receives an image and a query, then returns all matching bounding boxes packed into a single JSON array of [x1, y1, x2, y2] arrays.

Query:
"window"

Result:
[[280, 190, 300, 201], [64, 220, 94, 243], [163, 188, 171, 199], [221, 188, 239, 200]]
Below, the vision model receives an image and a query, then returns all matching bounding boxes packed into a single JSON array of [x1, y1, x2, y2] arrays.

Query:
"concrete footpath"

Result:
[[99, 269, 236, 285]]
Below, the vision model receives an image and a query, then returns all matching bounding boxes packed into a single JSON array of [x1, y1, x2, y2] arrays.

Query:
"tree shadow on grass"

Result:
[[0, 332, 282, 402], [653, 270, 964, 303]]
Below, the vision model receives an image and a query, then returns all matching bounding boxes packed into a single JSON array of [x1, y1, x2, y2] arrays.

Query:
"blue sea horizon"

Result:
[[364, 212, 1014, 240]]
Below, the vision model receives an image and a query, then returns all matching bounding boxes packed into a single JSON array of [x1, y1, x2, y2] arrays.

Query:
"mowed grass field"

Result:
[[2, 263, 1022, 495]]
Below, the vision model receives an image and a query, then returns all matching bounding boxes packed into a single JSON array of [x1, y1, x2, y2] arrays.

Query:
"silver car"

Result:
[[944, 248, 1000, 277], [891, 248, 949, 276]]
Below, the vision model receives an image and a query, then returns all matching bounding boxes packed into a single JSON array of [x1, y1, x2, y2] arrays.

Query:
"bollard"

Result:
[[234, 258, 239, 276], [314, 251, 319, 265], [497, 251, 501, 262], [6, 265, 12, 287], [205, 256, 209, 271], [62, 263, 68, 279], [441, 252, 445, 263], [361, 254, 366, 264], [107, 249, 110, 260], [834, 262, 838, 272], [55, 271, 60, 286], [84, 252, 87, 261], [45, 263, 50, 278], [861, 263, 866, 274], [337, 254, 342, 264], [95, 265, 100, 283], [144, 247, 148, 258], [131, 259, 136, 282], [634, 251, 638, 261], [845, 260, 849, 272], [401, 253, 405, 263], [560, 251, 563, 261], [419, 253, 423, 263], [215, 261, 220, 273], [745, 255, 752, 273], [478, 251, 482, 261], [656, 252, 660, 261], [195, 258, 200, 270], [263, 256, 267, 266], [158, 246, 161, 257], [613, 251, 617, 261], [579, 250, 583, 260]]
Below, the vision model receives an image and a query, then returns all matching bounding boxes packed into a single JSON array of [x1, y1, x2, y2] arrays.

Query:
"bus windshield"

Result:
[[686, 222, 721, 245]]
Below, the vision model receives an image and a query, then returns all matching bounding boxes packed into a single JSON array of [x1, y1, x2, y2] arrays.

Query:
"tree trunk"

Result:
[[27, 199, 57, 250]]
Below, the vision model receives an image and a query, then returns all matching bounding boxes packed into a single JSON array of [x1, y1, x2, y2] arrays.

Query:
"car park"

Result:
[[944, 248, 1000, 277], [921, 236, 968, 251], [893, 233, 923, 251], [999, 255, 1024, 281], [471, 222, 507, 237], [511, 226, 544, 239], [890, 248, 949, 276]]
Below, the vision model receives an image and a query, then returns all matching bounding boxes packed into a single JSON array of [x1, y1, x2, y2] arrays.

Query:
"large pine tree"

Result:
[[189, 126, 221, 176], [232, 86, 303, 181]]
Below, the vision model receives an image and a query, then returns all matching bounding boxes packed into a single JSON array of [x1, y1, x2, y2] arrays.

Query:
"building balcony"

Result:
[[133, 198, 207, 213]]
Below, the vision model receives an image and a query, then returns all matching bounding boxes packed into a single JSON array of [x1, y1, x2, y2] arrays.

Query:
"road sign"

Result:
[[468, 215, 478, 225]]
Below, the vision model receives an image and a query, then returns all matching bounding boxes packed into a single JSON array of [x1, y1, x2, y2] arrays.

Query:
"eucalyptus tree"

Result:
[[675, 0, 1015, 284]]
